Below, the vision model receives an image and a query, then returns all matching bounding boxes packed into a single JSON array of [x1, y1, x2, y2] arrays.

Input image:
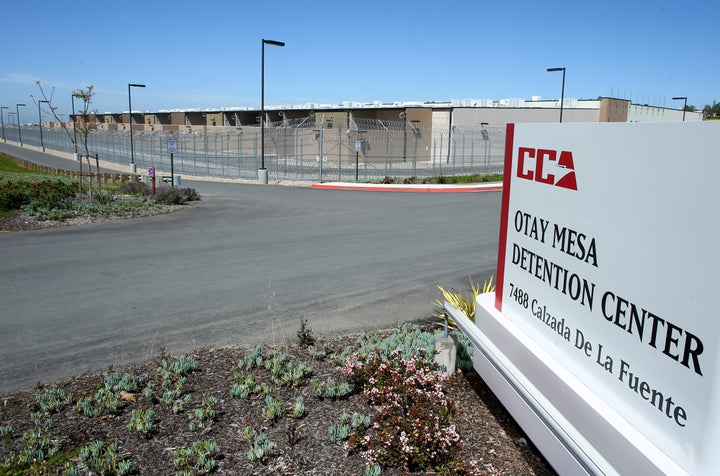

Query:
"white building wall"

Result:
[[627, 104, 702, 122], [519, 99, 600, 109], [451, 107, 600, 127], [431, 109, 451, 164]]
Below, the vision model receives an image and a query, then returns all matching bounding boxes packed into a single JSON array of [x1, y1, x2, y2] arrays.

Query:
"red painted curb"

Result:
[[311, 183, 503, 193]]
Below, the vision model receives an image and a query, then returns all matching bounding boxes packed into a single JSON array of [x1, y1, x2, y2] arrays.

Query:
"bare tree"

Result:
[[71, 85, 96, 158], [33, 81, 97, 196], [33, 81, 96, 157]]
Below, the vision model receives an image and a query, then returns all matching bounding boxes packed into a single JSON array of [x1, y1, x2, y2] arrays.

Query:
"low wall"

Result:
[[5, 155, 139, 187]]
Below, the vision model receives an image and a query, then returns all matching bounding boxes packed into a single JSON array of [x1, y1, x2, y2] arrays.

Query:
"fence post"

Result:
[[413, 132, 418, 177], [318, 114, 324, 183], [237, 129, 242, 179], [337, 128, 342, 181]]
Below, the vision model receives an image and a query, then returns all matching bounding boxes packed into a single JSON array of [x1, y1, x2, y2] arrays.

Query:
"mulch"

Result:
[[0, 331, 556, 475]]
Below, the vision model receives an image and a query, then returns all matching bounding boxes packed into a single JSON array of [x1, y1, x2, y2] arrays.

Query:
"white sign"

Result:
[[492, 122, 719, 475], [167, 139, 178, 154]]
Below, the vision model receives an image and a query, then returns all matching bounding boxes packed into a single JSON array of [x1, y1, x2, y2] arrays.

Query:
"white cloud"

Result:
[[0, 72, 42, 86], [0, 73, 93, 92]]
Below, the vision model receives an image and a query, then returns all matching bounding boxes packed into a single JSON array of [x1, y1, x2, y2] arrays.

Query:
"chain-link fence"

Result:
[[3, 116, 505, 182]]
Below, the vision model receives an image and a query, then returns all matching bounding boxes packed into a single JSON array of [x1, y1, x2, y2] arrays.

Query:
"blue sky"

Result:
[[1, 0, 717, 120]]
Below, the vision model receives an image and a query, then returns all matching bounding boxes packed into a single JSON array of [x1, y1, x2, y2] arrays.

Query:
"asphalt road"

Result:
[[0, 144, 501, 393]]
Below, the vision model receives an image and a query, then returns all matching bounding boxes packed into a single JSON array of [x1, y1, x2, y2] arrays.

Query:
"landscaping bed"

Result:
[[0, 324, 555, 475]]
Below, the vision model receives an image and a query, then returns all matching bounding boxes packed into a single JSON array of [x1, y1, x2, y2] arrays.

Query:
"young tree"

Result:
[[33, 81, 96, 157], [34, 81, 97, 196], [72, 85, 97, 158]]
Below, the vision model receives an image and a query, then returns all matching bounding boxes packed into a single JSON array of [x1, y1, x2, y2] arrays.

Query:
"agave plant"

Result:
[[435, 275, 495, 327]]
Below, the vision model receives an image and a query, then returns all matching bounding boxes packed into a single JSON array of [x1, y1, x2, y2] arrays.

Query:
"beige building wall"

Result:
[[452, 107, 599, 126], [205, 113, 222, 126], [74, 99, 702, 135], [353, 109, 407, 123], [323, 111, 346, 129], [598, 98, 630, 122], [627, 104, 703, 122]]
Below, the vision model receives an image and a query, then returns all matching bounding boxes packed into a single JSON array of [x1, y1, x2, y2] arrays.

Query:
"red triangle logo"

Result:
[[555, 171, 578, 190]]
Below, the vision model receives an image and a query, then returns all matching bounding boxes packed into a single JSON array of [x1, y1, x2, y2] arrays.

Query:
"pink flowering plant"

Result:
[[342, 346, 463, 471]]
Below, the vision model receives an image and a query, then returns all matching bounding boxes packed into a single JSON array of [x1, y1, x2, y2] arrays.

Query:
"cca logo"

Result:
[[517, 147, 578, 191]]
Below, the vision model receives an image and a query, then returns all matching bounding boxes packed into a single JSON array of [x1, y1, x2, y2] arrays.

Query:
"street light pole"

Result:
[[260, 38, 285, 184], [547, 67, 566, 123], [71, 93, 79, 160], [128, 83, 146, 173], [0, 106, 8, 143], [16, 103, 26, 146], [672, 96, 687, 122], [38, 100, 49, 152]]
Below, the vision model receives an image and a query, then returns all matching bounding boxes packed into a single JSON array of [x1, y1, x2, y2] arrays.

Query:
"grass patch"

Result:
[[0, 154, 36, 174], [0, 153, 200, 221], [436, 173, 503, 184], [0, 154, 56, 182]]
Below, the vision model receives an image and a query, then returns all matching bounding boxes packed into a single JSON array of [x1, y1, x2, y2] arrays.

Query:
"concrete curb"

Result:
[[311, 182, 503, 192]]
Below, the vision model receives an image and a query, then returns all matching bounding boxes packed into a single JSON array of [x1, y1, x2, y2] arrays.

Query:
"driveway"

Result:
[[0, 150, 501, 393]]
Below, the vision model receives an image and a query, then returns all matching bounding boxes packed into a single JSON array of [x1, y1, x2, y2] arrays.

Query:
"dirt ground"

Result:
[[0, 329, 556, 475]]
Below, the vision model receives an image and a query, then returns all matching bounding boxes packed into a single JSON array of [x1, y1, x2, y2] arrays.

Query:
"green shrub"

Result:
[[93, 190, 117, 205], [274, 361, 314, 387], [290, 395, 305, 418], [230, 373, 263, 399], [435, 276, 495, 327], [128, 408, 155, 439], [172, 440, 218, 475], [154, 352, 199, 413], [24, 412, 59, 460], [342, 324, 434, 385], [452, 330, 474, 372], [75, 388, 121, 418], [307, 343, 329, 360], [121, 181, 151, 196], [343, 347, 461, 471], [263, 395, 288, 422], [297, 318, 315, 347], [0, 178, 75, 212], [28, 180, 76, 210], [243, 426, 275, 463], [72, 440, 132, 475], [105, 372, 146, 393], [179, 187, 200, 201], [152, 186, 199, 205], [36, 387, 73, 414], [310, 378, 353, 400], [328, 411, 371, 443], [154, 186, 187, 205], [158, 353, 200, 376], [0, 180, 32, 210], [74, 372, 146, 418], [188, 396, 218, 431], [237, 345, 264, 371]]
